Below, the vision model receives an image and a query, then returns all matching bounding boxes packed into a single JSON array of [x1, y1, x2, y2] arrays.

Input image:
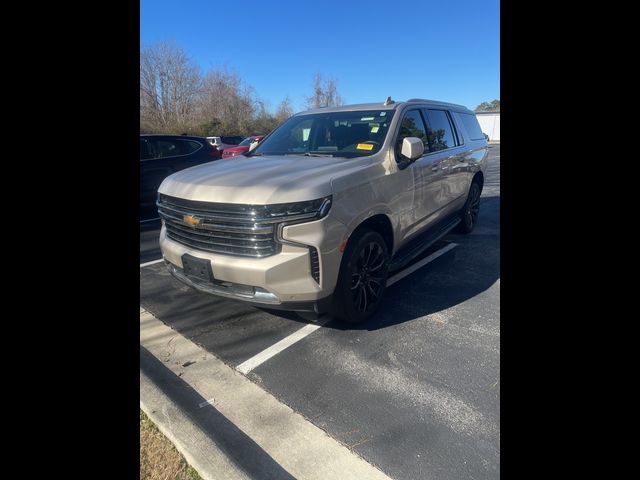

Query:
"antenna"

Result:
[[383, 96, 394, 106]]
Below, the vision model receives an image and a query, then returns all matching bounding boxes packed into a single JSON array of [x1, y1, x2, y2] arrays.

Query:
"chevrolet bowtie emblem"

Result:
[[183, 215, 201, 226]]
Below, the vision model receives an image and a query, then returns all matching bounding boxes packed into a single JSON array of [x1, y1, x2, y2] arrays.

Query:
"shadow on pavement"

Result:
[[140, 345, 296, 480]]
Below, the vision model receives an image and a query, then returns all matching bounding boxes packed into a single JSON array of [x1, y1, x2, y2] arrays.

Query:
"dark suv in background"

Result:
[[140, 134, 221, 221]]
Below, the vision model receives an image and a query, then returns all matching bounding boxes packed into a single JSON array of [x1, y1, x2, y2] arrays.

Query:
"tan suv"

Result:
[[157, 98, 488, 323]]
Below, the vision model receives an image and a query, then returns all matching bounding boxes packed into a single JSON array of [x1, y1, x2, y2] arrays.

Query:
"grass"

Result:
[[140, 409, 203, 480]]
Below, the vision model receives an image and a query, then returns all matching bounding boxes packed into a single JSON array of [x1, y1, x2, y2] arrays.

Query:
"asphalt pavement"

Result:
[[140, 144, 500, 480]]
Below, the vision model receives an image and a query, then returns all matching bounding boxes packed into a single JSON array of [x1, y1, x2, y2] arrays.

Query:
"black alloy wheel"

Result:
[[332, 229, 389, 323], [456, 181, 481, 234]]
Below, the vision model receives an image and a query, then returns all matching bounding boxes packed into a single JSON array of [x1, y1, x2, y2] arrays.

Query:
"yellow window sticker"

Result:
[[356, 143, 374, 150], [370, 126, 379, 133]]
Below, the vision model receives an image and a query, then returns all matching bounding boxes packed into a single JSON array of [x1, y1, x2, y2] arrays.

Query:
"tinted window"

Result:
[[424, 110, 457, 152], [181, 140, 202, 154], [459, 113, 485, 140], [152, 140, 181, 158], [140, 139, 154, 160], [396, 110, 428, 153]]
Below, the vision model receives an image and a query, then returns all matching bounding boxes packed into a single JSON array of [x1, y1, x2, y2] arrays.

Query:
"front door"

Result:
[[394, 109, 447, 240]]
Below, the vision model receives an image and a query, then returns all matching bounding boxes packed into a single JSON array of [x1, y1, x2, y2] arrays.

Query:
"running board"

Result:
[[388, 216, 460, 272]]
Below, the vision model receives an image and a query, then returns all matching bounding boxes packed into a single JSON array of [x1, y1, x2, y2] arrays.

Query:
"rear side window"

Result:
[[459, 113, 485, 140], [180, 140, 202, 154], [396, 110, 429, 153], [423, 109, 457, 152], [152, 140, 181, 158]]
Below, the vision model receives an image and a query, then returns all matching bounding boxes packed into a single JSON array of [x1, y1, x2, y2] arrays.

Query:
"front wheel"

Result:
[[455, 181, 481, 234], [331, 230, 389, 324]]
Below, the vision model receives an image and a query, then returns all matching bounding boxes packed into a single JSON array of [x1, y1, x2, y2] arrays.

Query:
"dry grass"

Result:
[[140, 409, 202, 480]]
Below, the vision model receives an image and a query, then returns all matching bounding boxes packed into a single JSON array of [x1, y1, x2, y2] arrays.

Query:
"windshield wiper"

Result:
[[303, 152, 334, 157]]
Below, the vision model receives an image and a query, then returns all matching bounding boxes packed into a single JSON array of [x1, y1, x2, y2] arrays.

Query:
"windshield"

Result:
[[252, 110, 395, 158]]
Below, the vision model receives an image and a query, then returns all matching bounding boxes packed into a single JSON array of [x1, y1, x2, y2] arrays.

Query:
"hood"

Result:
[[158, 154, 369, 205]]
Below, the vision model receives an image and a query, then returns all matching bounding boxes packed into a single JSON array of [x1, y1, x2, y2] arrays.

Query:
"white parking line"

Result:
[[140, 258, 164, 268], [236, 243, 457, 373], [237, 317, 331, 374], [140, 310, 391, 480], [387, 243, 458, 287], [140, 217, 160, 223]]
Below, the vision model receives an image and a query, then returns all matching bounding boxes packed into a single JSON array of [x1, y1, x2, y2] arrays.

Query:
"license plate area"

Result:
[[181, 253, 214, 283]]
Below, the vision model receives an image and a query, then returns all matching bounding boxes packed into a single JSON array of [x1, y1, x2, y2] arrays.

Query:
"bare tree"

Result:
[[196, 69, 256, 135], [306, 73, 324, 109], [305, 73, 344, 109], [140, 41, 304, 136], [140, 41, 202, 133], [323, 78, 344, 108], [275, 96, 294, 123]]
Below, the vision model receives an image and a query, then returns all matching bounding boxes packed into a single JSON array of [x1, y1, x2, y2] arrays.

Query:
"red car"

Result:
[[222, 135, 265, 158]]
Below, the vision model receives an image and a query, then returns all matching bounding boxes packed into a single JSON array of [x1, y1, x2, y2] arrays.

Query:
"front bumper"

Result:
[[165, 260, 332, 313], [159, 213, 347, 311]]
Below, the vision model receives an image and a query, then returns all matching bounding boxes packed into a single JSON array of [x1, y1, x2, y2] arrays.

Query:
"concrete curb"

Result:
[[140, 372, 250, 480], [140, 308, 392, 480]]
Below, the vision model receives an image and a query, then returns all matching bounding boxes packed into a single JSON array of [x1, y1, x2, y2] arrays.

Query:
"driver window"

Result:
[[396, 110, 429, 154]]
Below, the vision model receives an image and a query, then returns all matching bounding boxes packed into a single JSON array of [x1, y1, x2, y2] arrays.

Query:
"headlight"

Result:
[[266, 196, 332, 246], [263, 195, 332, 222]]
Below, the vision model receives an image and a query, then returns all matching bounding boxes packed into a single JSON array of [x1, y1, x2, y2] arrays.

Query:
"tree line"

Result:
[[475, 99, 500, 112], [140, 41, 344, 137]]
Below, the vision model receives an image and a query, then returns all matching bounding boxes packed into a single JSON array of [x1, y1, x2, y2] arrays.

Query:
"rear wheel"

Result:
[[455, 181, 481, 234], [331, 229, 389, 323]]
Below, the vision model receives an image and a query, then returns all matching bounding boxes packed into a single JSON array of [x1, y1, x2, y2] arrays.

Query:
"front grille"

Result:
[[158, 194, 280, 257]]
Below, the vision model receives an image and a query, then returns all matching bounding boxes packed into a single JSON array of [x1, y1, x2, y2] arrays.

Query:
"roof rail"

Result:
[[405, 98, 467, 109]]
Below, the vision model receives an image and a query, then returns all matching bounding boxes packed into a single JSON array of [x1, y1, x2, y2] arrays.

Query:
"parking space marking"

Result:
[[237, 317, 331, 374], [198, 398, 216, 408], [144, 242, 456, 373], [140, 310, 392, 480], [387, 242, 458, 287], [140, 217, 160, 223], [140, 258, 164, 268]]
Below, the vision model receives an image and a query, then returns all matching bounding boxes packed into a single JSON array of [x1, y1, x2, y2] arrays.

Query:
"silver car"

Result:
[[158, 98, 488, 323]]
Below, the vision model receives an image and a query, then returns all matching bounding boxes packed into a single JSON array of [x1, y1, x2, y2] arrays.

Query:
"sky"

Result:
[[140, 0, 499, 113]]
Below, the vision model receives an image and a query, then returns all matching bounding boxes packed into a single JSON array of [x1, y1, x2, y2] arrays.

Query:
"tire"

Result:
[[331, 229, 389, 323], [455, 181, 481, 234]]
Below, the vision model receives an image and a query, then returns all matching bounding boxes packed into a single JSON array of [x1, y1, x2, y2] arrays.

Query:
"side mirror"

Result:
[[401, 137, 424, 160], [484, 133, 490, 141]]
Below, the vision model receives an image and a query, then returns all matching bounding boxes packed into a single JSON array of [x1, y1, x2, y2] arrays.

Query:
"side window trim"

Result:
[[450, 112, 466, 146], [447, 110, 464, 147]]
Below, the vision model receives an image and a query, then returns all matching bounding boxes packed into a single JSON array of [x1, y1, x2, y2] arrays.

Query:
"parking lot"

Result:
[[140, 144, 500, 480]]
